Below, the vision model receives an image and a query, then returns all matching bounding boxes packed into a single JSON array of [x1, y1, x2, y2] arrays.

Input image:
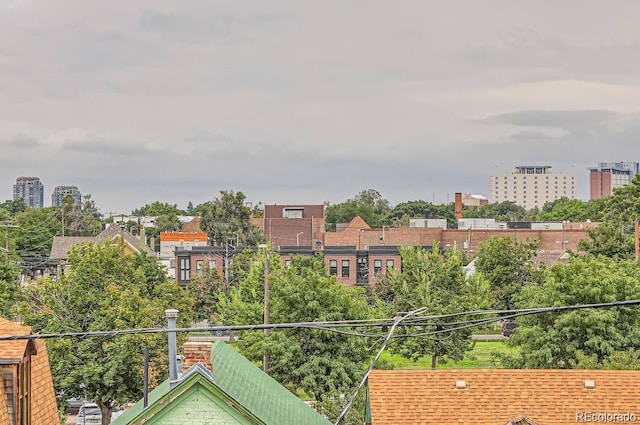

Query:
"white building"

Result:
[[490, 166, 577, 210]]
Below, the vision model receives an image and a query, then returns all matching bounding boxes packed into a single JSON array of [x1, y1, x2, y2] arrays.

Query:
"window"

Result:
[[283, 208, 304, 218], [386, 259, 394, 271], [179, 257, 190, 281], [374, 260, 382, 276], [329, 260, 337, 275], [17, 358, 31, 425], [342, 260, 350, 278], [285, 259, 291, 268], [208, 260, 217, 270], [196, 260, 204, 277]]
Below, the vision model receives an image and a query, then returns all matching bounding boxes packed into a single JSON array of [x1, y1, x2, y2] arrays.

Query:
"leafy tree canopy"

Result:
[[0, 253, 21, 317], [0, 199, 26, 215], [131, 201, 184, 217], [199, 190, 265, 246], [385, 245, 479, 368], [13, 208, 61, 270], [507, 256, 640, 369], [218, 252, 373, 401], [474, 236, 543, 310], [578, 222, 636, 260], [538, 197, 596, 222], [462, 201, 528, 222], [325, 189, 391, 230], [384, 200, 454, 228], [19, 242, 194, 424], [600, 174, 640, 226]]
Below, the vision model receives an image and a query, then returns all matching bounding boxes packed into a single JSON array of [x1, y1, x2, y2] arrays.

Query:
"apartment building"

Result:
[[588, 161, 639, 200], [51, 185, 82, 206], [13, 176, 44, 209], [490, 166, 577, 210]]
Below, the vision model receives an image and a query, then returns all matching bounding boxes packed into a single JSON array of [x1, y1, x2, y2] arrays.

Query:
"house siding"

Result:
[[150, 387, 254, 425]]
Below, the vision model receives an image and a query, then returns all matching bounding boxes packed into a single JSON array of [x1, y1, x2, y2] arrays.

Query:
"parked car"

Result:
[[76, 402, 101, 425], [501, 320, 518, 337], [75, 402, 124, 424], [63, 397, 85, 415]]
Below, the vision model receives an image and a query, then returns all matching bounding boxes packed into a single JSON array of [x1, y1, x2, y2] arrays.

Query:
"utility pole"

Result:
[[0, 221, 18, 261], [635, 220, 639, 262], [262, 245, 270, 373]]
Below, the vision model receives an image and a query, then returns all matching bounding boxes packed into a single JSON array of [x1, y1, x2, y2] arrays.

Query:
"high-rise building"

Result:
[[13, 176, 44, 209], [52, 185, 82, 207], [490, 166, 577, 210], [588, 162, 639, 200]]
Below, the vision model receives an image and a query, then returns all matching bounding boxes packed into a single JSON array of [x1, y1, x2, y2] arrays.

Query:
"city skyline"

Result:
[[1, 1, 639, 214]]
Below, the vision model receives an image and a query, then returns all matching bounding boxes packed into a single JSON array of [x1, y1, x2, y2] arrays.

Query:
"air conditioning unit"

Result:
[[313, 240, 324, 250]]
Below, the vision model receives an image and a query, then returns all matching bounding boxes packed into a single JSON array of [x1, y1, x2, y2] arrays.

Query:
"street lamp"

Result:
[[296, 232, 303, 246]]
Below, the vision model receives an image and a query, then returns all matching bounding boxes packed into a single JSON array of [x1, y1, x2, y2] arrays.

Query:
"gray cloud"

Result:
[[459, 28, 640, 83], [482, 110, 618, 128], [5, 135, 41, 149], [139, 6, 291, 45], [1, 1, 640, 212]]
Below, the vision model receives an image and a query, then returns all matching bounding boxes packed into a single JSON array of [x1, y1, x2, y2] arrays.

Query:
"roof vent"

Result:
[[455, 380, 467, 390], [584, 380, 596, 389]]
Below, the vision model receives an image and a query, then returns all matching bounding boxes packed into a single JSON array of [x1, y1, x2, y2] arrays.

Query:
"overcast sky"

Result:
[[1, 1, 639, 214]]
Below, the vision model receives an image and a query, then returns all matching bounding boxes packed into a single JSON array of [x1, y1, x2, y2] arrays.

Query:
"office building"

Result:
[[588, 162, 639, 200], [490, 166, 577, 210], [13, 176, 44, 209], [51, 185, 82, 207]]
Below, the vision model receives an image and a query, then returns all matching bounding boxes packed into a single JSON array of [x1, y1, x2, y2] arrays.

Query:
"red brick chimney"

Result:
[[182, 342, 213, 373], [454, 193, 463, 220]]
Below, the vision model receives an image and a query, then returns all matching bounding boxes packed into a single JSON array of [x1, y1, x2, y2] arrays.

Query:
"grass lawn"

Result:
[[379, 340, 519, 370]]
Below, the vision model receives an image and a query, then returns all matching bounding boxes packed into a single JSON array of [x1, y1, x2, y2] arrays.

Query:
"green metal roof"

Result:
[[111, 364, 262, 425], [211, 341, 332, 425]]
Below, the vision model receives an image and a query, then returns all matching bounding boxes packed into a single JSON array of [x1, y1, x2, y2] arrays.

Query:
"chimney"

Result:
[[165, 309, 179, 389], [454, 193, 463, 220], [182, 342, 214, 373]]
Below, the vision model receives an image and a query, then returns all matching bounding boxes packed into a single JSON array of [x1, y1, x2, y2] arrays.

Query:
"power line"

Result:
[[3, 299, 640, 342]]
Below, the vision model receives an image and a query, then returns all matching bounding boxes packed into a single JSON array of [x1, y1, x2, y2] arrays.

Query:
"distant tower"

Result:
[[490, 166, 577, 210], [52, 185, 82, 207], [13, 177, 44, 209], [588, 162, 639, 200]]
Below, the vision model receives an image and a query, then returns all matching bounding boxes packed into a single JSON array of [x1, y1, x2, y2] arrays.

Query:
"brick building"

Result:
[[174, 210, 597, 288]]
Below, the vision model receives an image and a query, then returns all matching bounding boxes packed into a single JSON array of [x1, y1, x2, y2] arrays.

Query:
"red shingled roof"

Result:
[[368, 369, 640, 425]]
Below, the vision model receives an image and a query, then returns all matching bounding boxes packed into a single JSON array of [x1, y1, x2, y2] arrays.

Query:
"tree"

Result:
[[325, 189, 391, 230], [199, 190, 265, 246], [0, 199, 26, 215], [386, 245, 479, 369], [218, 252, 373, 402], [462, 201, 528, 222], [0, 254, 20, 317], [19, 242, 194, 425], [578, 222, 635, 260], [186, 264, 226, 323], [537, 197, 595, 222], [474, 236, 543, 310], [384, 201, 454, 228], [13, 208, 61, 275], [507, 256, 640, 369], [131, 202, 184, 217], [571, 349, 640, 370], [600, 174, 640, 226]]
